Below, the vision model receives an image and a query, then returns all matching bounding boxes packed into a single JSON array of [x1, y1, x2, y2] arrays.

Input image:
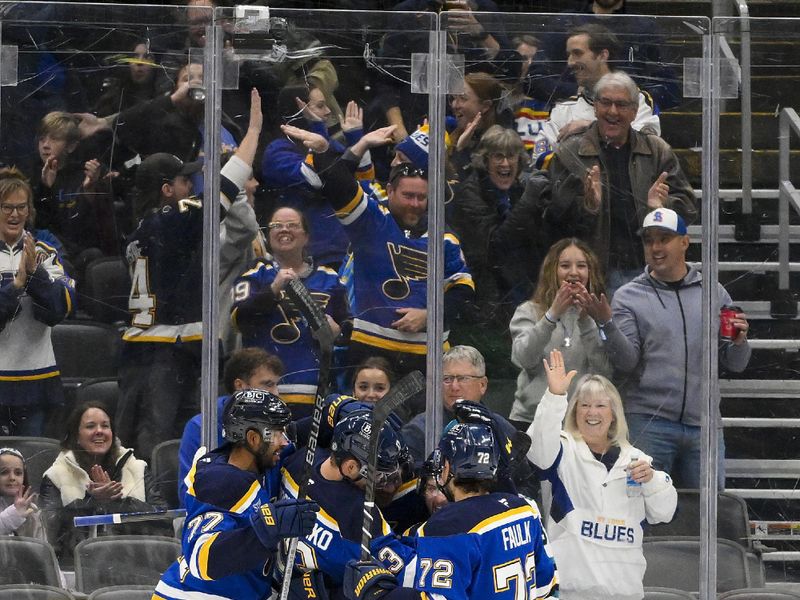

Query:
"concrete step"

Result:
[[675, 148, 800, 188], [661, 112, 778, 150]]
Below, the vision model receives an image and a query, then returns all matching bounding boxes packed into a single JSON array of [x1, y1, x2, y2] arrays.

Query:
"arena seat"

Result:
[[718, 589, 800, 599], [0, 584, 74, 600], [643, 587, 695, 600], [87, 585, 156, 600], [75, 378, 121, 424], [643, 537, 751, 593], [151, 439, 181, 509], [0, 537, 62, 588], [81, 257, 131, 325], [74, 535, 179, 594], [0, 436, 60, 492], [51, 320, 121, 382]]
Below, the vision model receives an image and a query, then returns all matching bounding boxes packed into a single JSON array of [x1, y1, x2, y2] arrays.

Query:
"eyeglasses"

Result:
[[267, 221, 303, 232], [595, 97, 637, 111], [488, 152, 519, 163], [389, 163, 427, 185], [0, 203, 29, 216], [442, 374, 485, 385]]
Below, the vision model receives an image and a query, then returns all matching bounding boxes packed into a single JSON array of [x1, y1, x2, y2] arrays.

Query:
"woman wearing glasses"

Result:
[[0, 167, 75, 437], [231, 206, 350, 419]]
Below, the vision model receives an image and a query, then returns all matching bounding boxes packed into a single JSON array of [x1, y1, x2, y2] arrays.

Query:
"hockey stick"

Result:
[[279, 278, 336, 600], [360, 370, 425, 560], [74, 508, 186, 527]]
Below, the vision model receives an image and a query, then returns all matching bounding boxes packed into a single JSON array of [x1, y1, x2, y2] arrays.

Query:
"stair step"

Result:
[[688, 261, 800, 272], [688, 224, 800, 244], [727, 459, 800, 478], [727, 489, 800, 500], [661, 112, 779, 150], [676, 148, 800, 188], [721, 380, 800, 398], [723, 418, 800, 428]]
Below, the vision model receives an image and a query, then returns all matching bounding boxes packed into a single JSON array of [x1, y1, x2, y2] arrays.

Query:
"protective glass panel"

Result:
[[436, 9, 711, 598], [0, 0, 211, 592], [713, 15, 800, 589]]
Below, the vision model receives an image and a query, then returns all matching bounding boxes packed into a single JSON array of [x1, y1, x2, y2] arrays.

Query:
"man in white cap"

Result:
[[581, 207, 751, 489]]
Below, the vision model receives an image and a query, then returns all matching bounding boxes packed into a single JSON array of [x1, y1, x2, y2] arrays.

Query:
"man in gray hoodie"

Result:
[[591, 207, 750, 488]]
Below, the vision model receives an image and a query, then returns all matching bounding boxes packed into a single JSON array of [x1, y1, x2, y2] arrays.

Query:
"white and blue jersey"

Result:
[[371, 492, 558, 600], [153, 447, 282, 600]]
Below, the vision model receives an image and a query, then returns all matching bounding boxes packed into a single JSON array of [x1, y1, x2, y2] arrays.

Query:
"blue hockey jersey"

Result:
[[153, 447, 281, 600], [231, 259, 349, 408], [371, 493, 558, 600]]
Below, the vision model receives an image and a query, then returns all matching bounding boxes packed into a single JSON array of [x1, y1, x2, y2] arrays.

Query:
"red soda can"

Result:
[[720, 305, 741, 340]]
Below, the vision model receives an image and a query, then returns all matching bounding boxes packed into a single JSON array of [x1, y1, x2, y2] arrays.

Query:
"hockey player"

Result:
[[343, 421, 558, 600], [280, 408, 405, 598], [152, 389, 319, 600]]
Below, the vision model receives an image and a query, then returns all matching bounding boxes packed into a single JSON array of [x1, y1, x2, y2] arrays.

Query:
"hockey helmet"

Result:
[[331, 409, 403, 482], [434, 421, 498, 483], [222, 388, 292, 444]]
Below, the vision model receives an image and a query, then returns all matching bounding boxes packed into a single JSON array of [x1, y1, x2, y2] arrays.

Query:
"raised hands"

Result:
[[87, 464, 123, 502], [82, 159, 102, 191], [543, 349, 577, 396], [13, 232, 37, 289], [281, 124, 329, 154], [573, 287, 612, 324], [41, 156, 59, 189], [456, 112, 482, 152], [13, 485, 38, 517], [340, 100, 363, 133], [647, 171, 669, 209]]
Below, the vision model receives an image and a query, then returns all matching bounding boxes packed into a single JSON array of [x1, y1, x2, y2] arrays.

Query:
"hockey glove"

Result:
[[250, 498, 320, 550], [344, 559, 399, 600]]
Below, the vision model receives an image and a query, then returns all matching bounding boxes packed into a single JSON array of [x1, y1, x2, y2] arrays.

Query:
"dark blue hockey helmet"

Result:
[[222, 388, 292, 445], [434, 421, 499, 483], [331, 409, 403, 488]]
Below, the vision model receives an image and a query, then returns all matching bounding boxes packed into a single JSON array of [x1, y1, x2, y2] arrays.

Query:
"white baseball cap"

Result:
[[640, 207, 687, 235]]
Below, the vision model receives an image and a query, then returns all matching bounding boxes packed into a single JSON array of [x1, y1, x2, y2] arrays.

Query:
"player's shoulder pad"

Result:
[[192, 450, 263, 513]]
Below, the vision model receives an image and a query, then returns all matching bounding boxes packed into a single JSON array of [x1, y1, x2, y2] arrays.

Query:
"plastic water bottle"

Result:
[[626, 455, 642, 497]]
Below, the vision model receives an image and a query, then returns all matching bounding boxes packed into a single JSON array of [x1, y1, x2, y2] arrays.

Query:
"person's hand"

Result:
[[390, 123, 409, 144], [82, 159, 102, 190], [543, 349, 577, 396], [445, 1, 484, 37], [455, 112, 482, 152], [340, 100, 363, 133], [281, 124, 330, 153], [557, 119, 592, 141], [627, 458, 654, 484], [74, 112, 111, 139], [86, 478, 123, 502], [170, 79, 191, 106], [360, 125, 397, 149], [247, 87, 263, 134], [13, 232, 37, 288], [647, 171, 669, 209], [13, 485, 38, 517], [583, 165, 602, 213], [325, 314, 342, 339], [575, 289, 612, 323], [391, 307, 427, 333], [41, 156, 58, 189], [249, 498, 320, 549], [548, 280, 577, 320], [89, 464, 111, 484], [271, 268, 298, 296], [730, 311, 749, 346], [344, 559, 399, 600]]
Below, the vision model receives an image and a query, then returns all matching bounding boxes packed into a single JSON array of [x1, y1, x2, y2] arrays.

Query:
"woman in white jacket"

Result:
[[528, 349, 677, 600]]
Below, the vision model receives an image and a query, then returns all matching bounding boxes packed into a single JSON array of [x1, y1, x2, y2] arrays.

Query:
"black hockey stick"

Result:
[[279, 278, 336, 600], [360, 370, 425, 560]]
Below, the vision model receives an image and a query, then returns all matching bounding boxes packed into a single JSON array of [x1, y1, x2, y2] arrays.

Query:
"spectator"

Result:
[[232, 205, 350, 418], [0, 447, 46, 539], [31, 112, 112, 276], [261, 83, 364, 269], [547, 71, 695, 294], [94, 40, 166, 117], [449, 124, 530, 321], [583, 208, 751, 488], [117, 139, 260, 460], [532, 23, 660, 169], [509, 238, 612, 431], [177, 348, 284, 507], [528, 348, 677, 600], [401, 345, 537, 499], [40, 400, 167, 564], [351, 356, 394, 404], [285, 128, 475, 404], [449, 72, 514, 173], [0, 167, 75, 437]]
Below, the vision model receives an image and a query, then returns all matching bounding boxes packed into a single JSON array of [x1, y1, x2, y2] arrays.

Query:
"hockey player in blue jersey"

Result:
[[343, 421, 559, 600], [152, 389, 319, 600], [280, 408, 405, 599]]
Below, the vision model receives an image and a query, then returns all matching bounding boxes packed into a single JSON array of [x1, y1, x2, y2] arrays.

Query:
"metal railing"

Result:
[[778, 108, 800, 290]]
